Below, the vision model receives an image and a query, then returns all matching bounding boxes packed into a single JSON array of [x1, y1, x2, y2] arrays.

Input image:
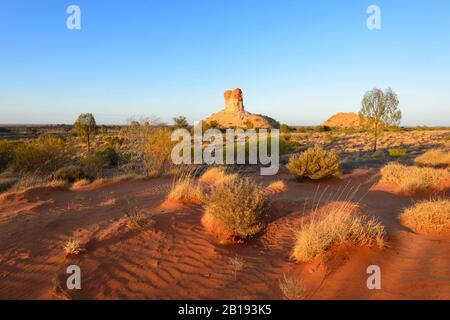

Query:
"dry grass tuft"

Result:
[[414, 149, 450, 168], [399, 199, 450, 233], [264, 180, 288, 195], [380, 162, 450, 194], [167, 171, 203, 203], [279, 273, 306, 300], [198, 167, 238, 186], [292, 201, 386, 263], [202, 176, 269, 241], [63, 240, 86, 256], [229, 255, 246, 280], [72, 179, 91, 188]]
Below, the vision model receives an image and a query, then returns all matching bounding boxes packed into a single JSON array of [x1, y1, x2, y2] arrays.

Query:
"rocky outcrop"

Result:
[[204, 88, 279, 129], [323, 112, 361, 128]]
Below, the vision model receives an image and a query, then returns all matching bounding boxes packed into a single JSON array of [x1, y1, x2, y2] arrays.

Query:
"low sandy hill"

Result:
[[323, 112, 361, 128]]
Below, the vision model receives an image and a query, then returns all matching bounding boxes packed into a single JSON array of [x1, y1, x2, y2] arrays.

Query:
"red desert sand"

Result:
[[0, 168, 449, 300]]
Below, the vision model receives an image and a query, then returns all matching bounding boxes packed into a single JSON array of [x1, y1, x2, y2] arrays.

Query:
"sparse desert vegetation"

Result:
[[399, 199, 450, 233], [292, 202, 387, 263], [287, 146, 340, 180], [380, 162, 450, 194], [414, 149, 450, 168], [279, 274, 306, 300], [63, 240, 86, 256]]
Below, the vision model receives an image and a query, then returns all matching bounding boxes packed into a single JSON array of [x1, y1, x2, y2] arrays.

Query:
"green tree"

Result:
[[74, 113, 98, 152], [359, 88, 401, 151], [173, 116, 189, 129]]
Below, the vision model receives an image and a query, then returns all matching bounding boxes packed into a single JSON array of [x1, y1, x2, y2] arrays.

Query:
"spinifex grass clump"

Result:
[[380, 162, 449, 194], [292, 202, 386, 263], [287, 146, 340, 181], [202, 176, 269, 241], [414, 149, 450, 168], [399, 199, 450, 233]]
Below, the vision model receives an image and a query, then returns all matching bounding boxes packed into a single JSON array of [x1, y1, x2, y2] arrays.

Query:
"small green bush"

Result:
[[81, 151, 107, 180], [144, 127, 175, 176], [0, 140, 20, 171], [12, 136, 67, 174], [286, 146, 340, 180], [388, 149, 407, 157]]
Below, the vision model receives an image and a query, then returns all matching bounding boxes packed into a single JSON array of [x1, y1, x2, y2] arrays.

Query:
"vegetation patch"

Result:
[[286, 146, 340, 180], [399, 199, 450, 233], [380, 162, 450, 194], [292, 202, 386, 263], [202, 176, 269, 241]]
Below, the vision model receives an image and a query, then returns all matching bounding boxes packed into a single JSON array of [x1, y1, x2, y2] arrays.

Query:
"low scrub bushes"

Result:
[[287, 146, 340, 180], [12, 136, 68, 174], [388, 149, 407, 157], [380, 163, 449, 193], [202, 176, 269, 241], [292, 202, 386, 262], [399, 199, 450, 233]]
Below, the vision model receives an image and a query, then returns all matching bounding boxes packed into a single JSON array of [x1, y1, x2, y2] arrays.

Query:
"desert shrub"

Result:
[[0, 140, 20, 171], [53, 165, 82, 182], [286, 146, 340, 180], [144, 127, 175, 176], [414, 149, 450, 168], [292, 202, 386, 262], [315, 125, 331, 132], [64, 240, 85, 256], [380, 163, 450, 193], [101, 147, 119, 166], [280, 124, 291, 134], [371, 150, 385, 159], [0, 177, 18, 193], [388, 149, 407, 157], [399, 199, 450, 233], [12, 136, 67, 174], [167, 172, 203, 203], [202, 177, 269, 241], [81, 151, 107, 180], [198, 167, 237, 186]]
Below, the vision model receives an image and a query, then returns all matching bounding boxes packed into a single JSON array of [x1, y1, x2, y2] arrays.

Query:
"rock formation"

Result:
[[323, 112, 361, 128], [204, 88, 279, 129]]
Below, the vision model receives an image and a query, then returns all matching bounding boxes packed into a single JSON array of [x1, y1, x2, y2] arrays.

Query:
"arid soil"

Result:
[[0, 167, 449, 300]]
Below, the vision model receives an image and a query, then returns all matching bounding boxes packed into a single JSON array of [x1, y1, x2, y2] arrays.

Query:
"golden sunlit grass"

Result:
[[399, 199, 450, 233], [167, 171, 203, 203], [279, 273, 306, 300], [380, 162, 450, 193], [63, 240, 86, 256], [72, 178, 91, 188], [264, 180, 287, 195], [414, 149, 450, 168], [198, 167, 238, 186], [292, 201, 386, 263], [202, 176, 269, 241]]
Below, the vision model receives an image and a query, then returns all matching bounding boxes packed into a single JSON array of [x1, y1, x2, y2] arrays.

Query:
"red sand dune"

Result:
[[0, 169, 449, 300]]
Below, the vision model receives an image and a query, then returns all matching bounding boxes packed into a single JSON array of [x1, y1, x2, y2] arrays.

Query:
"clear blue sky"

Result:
[[1, 0, 449, 125]]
